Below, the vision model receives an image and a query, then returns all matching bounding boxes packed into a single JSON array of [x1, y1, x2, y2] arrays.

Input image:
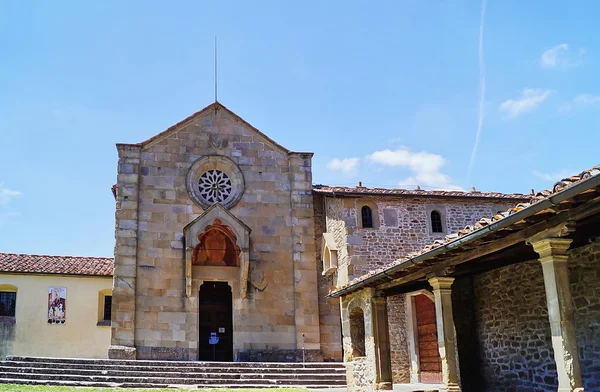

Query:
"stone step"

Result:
[[6, 356, 345, 369], [0, 372, 347, 386], [0, 378, 341, 389], [1, 356, 347, 389], [0, 366, 345, 380], [0, 360, 345, 374]]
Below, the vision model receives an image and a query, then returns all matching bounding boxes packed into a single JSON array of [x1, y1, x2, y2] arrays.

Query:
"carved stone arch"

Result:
[[183, 203, 251, 298]]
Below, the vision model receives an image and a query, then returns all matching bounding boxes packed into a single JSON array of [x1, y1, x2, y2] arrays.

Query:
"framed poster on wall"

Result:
[[48, 287, 66, 324]]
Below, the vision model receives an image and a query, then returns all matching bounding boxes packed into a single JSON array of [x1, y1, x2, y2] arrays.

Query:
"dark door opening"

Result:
[[198, 281, 233, 361]]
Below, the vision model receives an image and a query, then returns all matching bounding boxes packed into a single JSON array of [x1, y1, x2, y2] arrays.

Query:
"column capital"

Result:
[[428, 276, 455, 290], [372, 296, 387, 306], [529, 237, 573, 262]]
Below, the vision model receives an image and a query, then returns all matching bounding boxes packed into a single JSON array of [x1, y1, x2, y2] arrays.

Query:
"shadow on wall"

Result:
[[0, 319, 15, 359]]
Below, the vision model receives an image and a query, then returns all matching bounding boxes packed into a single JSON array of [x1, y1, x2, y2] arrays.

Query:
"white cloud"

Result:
[[541, 44, 585, 68], [0, 184, 20, 205], [367, 147, 463, 190], [559, 94, 600, 112], [573, 94, 600, 106], [532, 169, 573, 182], [499, 89, 551, 119], [326, 158, 360, 177]]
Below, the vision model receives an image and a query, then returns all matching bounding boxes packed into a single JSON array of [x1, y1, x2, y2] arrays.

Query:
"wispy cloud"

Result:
[[367, 147, 462, 190], [0, 184, 20, 205], [326, 158, 360, 177], [499, 89, 551, 119], [467, 0, 487, 182], [532, 169, 573, 182], [559, 94, 600, 112], [541, 44, 585, 69]]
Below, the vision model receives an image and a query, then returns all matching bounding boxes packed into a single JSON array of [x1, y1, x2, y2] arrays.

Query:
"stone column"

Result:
[[530, 238, 584, 392], [372, 296, 393, 390], [108, 144, 141, 360], [428, 277, 460, 392]]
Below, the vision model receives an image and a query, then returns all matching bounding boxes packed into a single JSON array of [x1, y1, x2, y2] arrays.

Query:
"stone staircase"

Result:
[[0, 356, 347, 389]]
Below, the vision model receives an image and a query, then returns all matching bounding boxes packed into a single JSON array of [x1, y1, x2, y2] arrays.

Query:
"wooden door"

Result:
[[198, 282, 233, 361], [414, 294, 442, 383]]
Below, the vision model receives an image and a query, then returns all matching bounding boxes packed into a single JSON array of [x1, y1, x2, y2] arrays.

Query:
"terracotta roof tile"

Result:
[[0, 253, 114, 276], [312, 185, 530, 200], [335, 164, 600, 291]]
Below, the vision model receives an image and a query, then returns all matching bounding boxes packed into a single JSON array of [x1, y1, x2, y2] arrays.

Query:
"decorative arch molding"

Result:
[[183, 203, 251, 298]]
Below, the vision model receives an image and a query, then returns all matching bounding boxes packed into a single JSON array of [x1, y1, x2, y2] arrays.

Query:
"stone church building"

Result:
[[108, 101, 529, 363]]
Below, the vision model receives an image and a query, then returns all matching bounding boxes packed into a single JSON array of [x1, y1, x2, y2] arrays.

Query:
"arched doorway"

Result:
[[198, 281, 233, 361]]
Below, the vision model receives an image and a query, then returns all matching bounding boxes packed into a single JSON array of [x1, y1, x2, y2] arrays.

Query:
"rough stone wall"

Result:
[[569, 238, 600, 391], [113, 105, 321, 360], [352, 198, 513, 276], [471, 238, 600, 391], [314, 193, 342, 361], [386, 294, 410, 383], [473, 260, 557, 392], [323, 196, 515, 280]]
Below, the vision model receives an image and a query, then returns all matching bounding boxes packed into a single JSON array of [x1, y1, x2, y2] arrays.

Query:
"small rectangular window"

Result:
[[103, 296, 112, 321], [0, 292, 16, 317]]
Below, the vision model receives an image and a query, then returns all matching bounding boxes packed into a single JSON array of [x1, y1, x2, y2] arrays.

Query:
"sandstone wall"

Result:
[[113, 105, 321, 361]]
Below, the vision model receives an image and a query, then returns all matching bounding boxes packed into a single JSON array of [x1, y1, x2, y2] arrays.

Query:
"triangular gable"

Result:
[[125, 101, 291, 154]]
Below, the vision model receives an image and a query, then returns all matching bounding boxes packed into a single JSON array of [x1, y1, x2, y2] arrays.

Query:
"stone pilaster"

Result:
[[372, 296, 392, 390], [428, 277, 460, 392], [530, 237, 584, 392], [289, 152, 322, 359], [109, 144, 140, 359]]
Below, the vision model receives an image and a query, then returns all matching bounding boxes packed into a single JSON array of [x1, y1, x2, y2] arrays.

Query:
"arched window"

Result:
[[349, 307, 366, 358], [431, 210, 443, 233], [361, 206, 373, 229]]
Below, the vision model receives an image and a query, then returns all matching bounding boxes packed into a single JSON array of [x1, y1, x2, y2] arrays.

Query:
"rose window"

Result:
[[198, 170, 232, 204]]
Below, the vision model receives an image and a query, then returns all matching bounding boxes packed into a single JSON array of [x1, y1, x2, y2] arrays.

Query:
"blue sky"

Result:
[[1, 0, 599, 257]]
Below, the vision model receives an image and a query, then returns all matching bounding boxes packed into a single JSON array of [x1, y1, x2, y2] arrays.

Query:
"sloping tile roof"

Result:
[[332, 164, 600, 295], [0, 253, 114, 276], [313, 185, 530, 200]]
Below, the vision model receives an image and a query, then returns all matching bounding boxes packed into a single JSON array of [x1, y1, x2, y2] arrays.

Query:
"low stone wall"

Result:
[[346, 357, 371, 392]]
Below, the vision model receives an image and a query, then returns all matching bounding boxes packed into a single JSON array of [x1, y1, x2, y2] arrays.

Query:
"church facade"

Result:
[[108, 101, 529, 362], [110, 102, 322, 361]]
